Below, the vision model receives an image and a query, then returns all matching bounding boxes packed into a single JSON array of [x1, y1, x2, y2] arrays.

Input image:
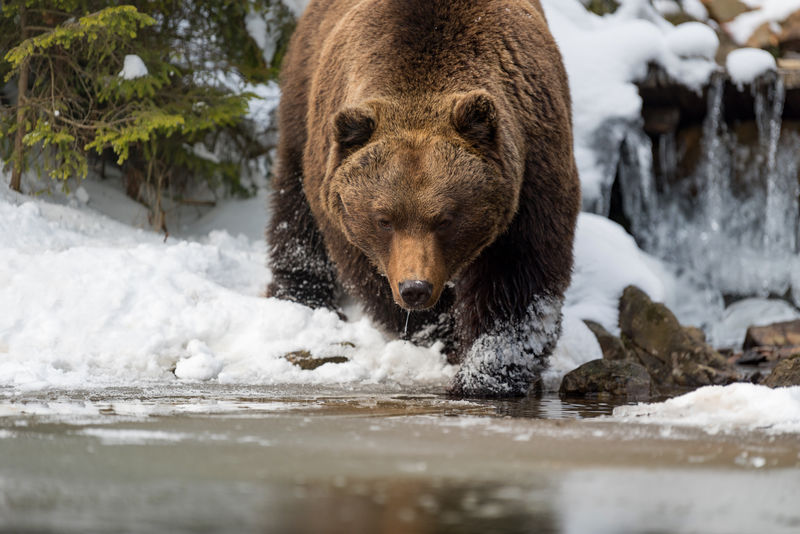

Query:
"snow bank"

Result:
[[564, 213, 665, 334], [541, 0, 718, 209], [726, 47, 777, 89], [118, 54, 148, 80], [0, 172, 660, 393], [612, 383, 800, 434]]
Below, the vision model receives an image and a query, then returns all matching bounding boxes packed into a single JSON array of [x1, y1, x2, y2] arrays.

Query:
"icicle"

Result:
[[404, 310, 410, 337], [702, 73, 727, 236]]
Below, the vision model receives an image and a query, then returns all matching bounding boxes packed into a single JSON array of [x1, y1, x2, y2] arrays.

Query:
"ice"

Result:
[[612, 383, 800, 434], [118, 54, 148, 80], [726, 48, 777, 89]]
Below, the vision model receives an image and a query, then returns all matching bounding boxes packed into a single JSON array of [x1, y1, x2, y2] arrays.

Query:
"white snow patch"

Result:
[[118, 54, 148, 80], [612, 383, 800, 434], [175, 340, 224, 381], [666, 22, 719, 60], [282, 0, 308, 18], [710, 298, 800, 349], [726, 47, 777, 89], [564, 213, 665, 334]]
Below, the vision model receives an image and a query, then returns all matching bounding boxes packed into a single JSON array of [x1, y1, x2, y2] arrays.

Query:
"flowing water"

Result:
[[615, 72, 800, 320], [1, 385, 798, 533]]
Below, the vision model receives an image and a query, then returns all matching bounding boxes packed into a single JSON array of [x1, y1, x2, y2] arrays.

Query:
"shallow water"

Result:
[[1, 385, 798, 533]]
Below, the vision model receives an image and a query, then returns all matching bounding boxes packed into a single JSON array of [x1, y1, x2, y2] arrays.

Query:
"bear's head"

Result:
[[323, 90, 521, 310]]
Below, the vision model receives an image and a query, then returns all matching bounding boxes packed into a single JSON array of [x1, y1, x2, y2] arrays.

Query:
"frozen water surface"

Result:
[[1, 384, 799, 534]]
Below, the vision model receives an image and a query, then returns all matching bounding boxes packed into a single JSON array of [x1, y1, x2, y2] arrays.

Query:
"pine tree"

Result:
[[1, 1, 295, 231]]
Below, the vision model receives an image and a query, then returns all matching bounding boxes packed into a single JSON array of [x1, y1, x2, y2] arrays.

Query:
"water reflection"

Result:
[[476, 393, 630, 420]]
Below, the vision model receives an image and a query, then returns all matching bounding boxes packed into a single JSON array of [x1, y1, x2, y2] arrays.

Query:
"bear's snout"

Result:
[[399, 280, 433, 309]]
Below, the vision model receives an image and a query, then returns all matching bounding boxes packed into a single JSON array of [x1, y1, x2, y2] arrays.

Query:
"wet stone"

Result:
[[763, 355, 800, 388], [618, 286, 738, 389], [584, 320, 631, 361], [559, 359, 651, 400], [743, 319, 800, 349]]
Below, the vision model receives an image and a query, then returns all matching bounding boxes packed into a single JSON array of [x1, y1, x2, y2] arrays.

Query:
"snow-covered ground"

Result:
[[3, 0, 800, 435]]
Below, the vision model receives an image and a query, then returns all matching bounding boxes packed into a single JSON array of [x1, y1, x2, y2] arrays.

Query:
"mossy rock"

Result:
[[284, 350, 349, 370], [763, 355, 800, 388]]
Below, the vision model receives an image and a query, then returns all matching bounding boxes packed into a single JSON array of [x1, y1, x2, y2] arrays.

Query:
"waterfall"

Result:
[[615, 70, 800, 307]]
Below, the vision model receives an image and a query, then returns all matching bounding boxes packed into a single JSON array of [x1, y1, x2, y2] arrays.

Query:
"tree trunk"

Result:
[[9, 7, 28, 192]]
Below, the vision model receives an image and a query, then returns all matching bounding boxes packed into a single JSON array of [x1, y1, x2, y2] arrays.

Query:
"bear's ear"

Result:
[[333, 106, 376, 152], [451, 90, 498, 150]]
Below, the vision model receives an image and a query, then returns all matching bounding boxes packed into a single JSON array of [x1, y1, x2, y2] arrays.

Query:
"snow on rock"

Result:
[[727, 0, 800, 45], [118, 54, 148, 80], [665, 22, 719, 60], [540, 0, 718, 209], [612, 383, 800, 434], [710, 298, 800, 349], [725, 47, 777, 89]]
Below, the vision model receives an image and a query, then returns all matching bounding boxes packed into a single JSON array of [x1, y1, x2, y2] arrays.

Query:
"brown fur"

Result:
[[267, 0, 580, 397]]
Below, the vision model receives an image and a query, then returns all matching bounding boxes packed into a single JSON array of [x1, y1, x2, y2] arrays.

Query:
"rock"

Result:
[[745, 22, 779, 50], [284, 350, 349, 370], [583, 320, 631, 361], [559, 359, 651, 399], [703, 0, 749, 23], [584, 0, 619, 16], [763, 356, 800, 387], [779, 11, 800, 55], [743, 319, 800, 348], [618, 285, 738, 388], [685, 326, 706, 345], [737, 345, 800, 365]]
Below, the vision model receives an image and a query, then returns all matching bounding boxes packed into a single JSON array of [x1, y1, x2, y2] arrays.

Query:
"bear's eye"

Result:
[[377, 217, 393, 231], [435, 217, 453, 232]]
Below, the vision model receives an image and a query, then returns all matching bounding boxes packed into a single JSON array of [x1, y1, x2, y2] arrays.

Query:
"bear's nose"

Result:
[[399, 280, 433, 308]]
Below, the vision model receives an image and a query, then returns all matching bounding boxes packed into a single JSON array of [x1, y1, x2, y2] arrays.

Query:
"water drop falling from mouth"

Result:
[[404, 310, 411, 337]]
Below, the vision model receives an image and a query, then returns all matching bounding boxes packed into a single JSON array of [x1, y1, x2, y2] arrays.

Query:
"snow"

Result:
[[564, 214, 665, 335], [726, 47, 777, 89], [118, 54, 148, 80], [727, 0, 800, 45], [0, 171, 651, 393], [711, 298, 800, 349], [665, 22, 719, 60], [540, 0, 718, 209], [612, 383, 800, 434]]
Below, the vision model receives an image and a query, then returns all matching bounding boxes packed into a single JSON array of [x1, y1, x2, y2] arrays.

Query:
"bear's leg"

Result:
[[449, 249, 564, 398], [266, 170, 339, 311]]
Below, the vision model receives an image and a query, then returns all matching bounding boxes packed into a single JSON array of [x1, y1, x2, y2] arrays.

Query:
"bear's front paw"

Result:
[[449, 361, 536, 398]]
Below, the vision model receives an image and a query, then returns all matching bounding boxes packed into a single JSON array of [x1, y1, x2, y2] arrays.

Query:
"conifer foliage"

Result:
[[1, 1, 294, 230]]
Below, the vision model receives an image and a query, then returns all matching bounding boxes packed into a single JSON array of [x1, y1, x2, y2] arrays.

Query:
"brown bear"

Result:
[[266, 0, 580, 397]]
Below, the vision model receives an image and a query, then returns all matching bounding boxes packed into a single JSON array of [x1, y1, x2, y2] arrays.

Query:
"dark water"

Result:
[[1, 385, 798, 533]]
